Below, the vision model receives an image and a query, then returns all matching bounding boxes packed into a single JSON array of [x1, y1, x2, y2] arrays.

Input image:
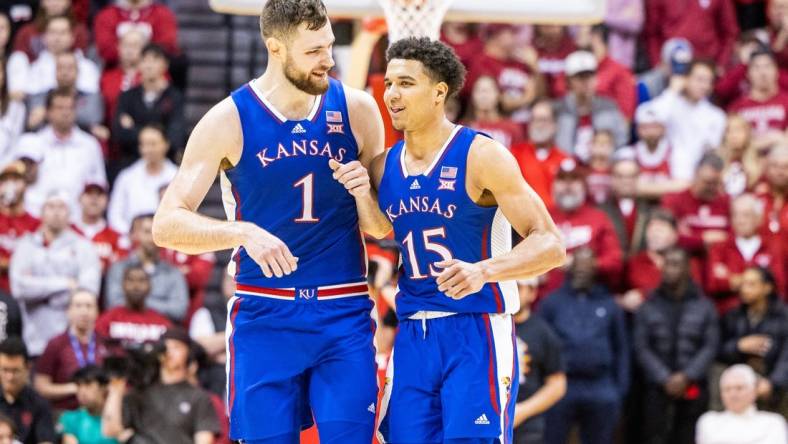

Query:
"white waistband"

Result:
[[408, 311, 457, 320]]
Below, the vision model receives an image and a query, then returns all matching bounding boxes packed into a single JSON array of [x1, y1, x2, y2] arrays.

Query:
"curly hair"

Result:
[[260, 0, 328, 41], [386, 37, 467, 99]]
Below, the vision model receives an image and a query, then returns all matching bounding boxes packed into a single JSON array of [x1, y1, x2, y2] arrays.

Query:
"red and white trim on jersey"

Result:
[[399, 125, 463, 178], [234, 280, 369, 300]]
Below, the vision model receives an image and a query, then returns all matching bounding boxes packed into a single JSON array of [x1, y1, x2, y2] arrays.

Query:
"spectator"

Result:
[[0, 287, 21, 345], [627, 101, 689, 199], [10, 0, 89, 62], [99, 29, 145, 130], [650, 60, 727, 180], [0, 413, 21, 444], [510, 100, 570, 209], [93, 0, 179, 67], [599, 157, 652, 258], [707, 194, 785, 314], [189, 271, 232, 396], [555, 50, 628, 161], [73, 183, 126, 274], [540, 248, 629, 444], [638, 38, 693, 102], [513, 279, 566, 444], [101, 329, 221, 444], [768, 0, 788, 68], [26, 52, 106, 141], [719, 115, 762, 197], [0, 3, 34, 40], [9, 192, 100, 357], [105, 213, 187, 322], [633, 247, 719, 444], [0, 162, 38, 293], [644, 0, 738, 68], [0, 338, 55, 444], [755, 145, 788, 236], [532, 25, 576, 97], [107, 124, 176, 235], [696, 364, 787, 444], [159, 246, 215, 328], [0, 12, 12, 58], [14, 87, 106, 218], [729, 50, 788, 151], [719, 267, 788, 409], [96, 263, 172, 346], [58, 365, 118, 444], [585, 129, 615, 205], [543, 159, 623, 296], [112, 44, 184, 169], [440, 22, 483, 70], [623, 209, 680, 312], [0, 56, 25, 166], [661, 152, 731, 260], [186, 350, 229, 444], [715, 32, 788, 108], [34, 289, 106, 412], [604, 0, 644, 70], [6, 15, 98, 95], [462, 75, 526, 149]]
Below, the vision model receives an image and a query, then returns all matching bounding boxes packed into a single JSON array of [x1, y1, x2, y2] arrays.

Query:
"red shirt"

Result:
[[35, 331, 107, 410], [94, 3, 179, 65], [661, 190, 731, 253], [465, 119, 525, 149], [586, 167, 612, 205], [0, 212, 39, 292], [729, 91, 788, 134], [714, 63, 788, 108], [554, 56, 637, 119], [510, 143, 570, 209], [633, 140, 672, 183], [96, 307, 172, 346], [754, 185, 788, 236], [440, 34, 484, 71], [465, 54, 535, 122], [72, 221, 127, 273], [534, 35, 576, 97], [626, 252, 663, 295], [100, 68, 141, 125]]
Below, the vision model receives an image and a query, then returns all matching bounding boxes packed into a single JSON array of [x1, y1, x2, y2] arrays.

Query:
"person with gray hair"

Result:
[[696, 364, 786, 444]]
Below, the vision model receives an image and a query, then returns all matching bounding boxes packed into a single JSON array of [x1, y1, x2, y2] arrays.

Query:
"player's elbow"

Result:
[[544, 231, 567, 269], [151, 210, 173, 249]]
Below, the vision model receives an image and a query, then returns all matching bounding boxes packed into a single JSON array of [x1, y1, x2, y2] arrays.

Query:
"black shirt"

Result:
[[112, 84, 185, 161], [514, 315, 564, 444], [0, 291, 23, 341], [0, 385, 55, 444]]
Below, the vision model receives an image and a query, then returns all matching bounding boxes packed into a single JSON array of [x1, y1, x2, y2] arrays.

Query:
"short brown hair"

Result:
[[45, 86, 76, 109], [260, 0, 329, 40]]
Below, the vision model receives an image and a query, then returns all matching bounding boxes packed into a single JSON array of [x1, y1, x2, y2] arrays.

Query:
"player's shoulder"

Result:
[[468, 131, 517, 169], [189, 97, 243, 154]]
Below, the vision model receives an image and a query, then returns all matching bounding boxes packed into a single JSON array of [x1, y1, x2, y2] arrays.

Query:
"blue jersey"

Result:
[[222, 78, 367, 290], [377, 125, 519, 317]]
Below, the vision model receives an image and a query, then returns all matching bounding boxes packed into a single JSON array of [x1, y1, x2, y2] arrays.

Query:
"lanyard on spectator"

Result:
[[69, 332, 96, 368]]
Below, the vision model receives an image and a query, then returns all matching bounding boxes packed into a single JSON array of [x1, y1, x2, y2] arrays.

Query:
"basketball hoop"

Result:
[[377, 0, 454, 42]]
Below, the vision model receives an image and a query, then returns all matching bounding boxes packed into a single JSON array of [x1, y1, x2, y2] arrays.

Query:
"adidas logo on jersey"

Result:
[[410, 179, 421, 190], [474, 414, 490, 425], [367, 403, 376, 414], [291, 123, 306, 134]]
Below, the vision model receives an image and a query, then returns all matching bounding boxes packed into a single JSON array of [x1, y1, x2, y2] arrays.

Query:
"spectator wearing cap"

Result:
[[540, 248, 629, 444], [100, 29, 146, 130], [634, 247, 719, 444], [644, 0, 738, 68], [9, 192, 100, 357], [719, 267, 788, 412], [105, 214, 187, 322], [0, 338, 55, 444], [532, 25, 576, 97], [729, 50, 788, 150], [73, 183, 126, 275], [650, 60, 727, 181], [696, 364, 787, 444], [108, 123, 176, 235], [34, 289, 106, 412], [556, 24, 637, 120], [719, 115, 762, 198], [638, 38, 694, 102], [0, 162, 38, 293], [707, 194, 786, 314], [112, 44, 185, 171], [96, 263, 172, 346], [627, 102, 690, 199], [754, 145, 788, 237], [541, 159, 623, 297], [462, 75, 526, 149], [101, 328, 221, 444], [510, 99, 570, 209], [13, 87, 106, 218], [0, 58, 25, 166], [512, 278, 566, 444], [58, 365, 118, 444], [555, 50, 628, 161], [599, 157, 653, 259], [603, 0, 644, 70]]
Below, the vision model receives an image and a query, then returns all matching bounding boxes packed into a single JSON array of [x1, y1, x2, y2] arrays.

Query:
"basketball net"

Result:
[[377, 0, 454, 42]]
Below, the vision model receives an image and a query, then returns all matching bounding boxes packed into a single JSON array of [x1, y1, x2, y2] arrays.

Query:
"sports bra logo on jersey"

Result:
[[255, 139, 347, 168], [385, 196, 457, 222]]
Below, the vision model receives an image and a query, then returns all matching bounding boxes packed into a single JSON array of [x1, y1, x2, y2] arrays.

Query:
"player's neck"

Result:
[[255, 72, 318, 120], [404, 118, 456, 160]]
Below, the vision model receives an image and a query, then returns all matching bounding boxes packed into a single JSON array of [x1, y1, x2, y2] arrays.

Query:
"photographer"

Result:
[[101, 329, 220, 444]]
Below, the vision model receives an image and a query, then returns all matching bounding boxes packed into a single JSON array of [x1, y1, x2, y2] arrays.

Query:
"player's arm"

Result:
[[152, 98, 298, 278], [329, 87, 392, 238], [437, 137, 566, 299]]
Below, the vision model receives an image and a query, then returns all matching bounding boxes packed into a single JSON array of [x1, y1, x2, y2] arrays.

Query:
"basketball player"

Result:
[[152, 1, 391, 443], [372, 38, 566, 444]]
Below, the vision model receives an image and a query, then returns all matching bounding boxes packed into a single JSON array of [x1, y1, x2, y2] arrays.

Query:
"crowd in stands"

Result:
[[0, 0, 784, 443]]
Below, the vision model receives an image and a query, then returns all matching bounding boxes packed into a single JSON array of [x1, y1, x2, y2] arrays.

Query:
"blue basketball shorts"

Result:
[[225, 282, 378, 442], [377, 312, 519, 444]]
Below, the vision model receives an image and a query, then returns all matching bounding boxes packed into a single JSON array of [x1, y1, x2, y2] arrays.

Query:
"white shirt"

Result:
[[650, 90, 726, 181], [0, 100, 26, 166], [14, 126, 107, 217], [696, 407, 787, 444], [7, 50, 100, 95], [189, 307, 217, 338], [735, 236, 762, 262], [108, 159, 177, 235]]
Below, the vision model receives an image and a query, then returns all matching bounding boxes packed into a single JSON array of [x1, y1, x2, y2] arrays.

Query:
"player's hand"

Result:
[[329, 159, 371, 198], [241, 224, 298, 278], [435, 259, 486, 299]]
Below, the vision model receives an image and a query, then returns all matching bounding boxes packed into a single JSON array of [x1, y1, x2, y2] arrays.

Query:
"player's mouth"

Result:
[[312, 71, 328, 79], [389, 105, 405, 115]]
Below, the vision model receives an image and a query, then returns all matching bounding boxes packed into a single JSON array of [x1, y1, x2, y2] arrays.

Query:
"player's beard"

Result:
[[284, 55, 330, 95]]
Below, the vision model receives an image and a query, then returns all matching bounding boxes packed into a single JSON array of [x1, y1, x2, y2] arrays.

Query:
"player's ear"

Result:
[[434, 82, 449, 105], [265, 36, 286, 62]]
